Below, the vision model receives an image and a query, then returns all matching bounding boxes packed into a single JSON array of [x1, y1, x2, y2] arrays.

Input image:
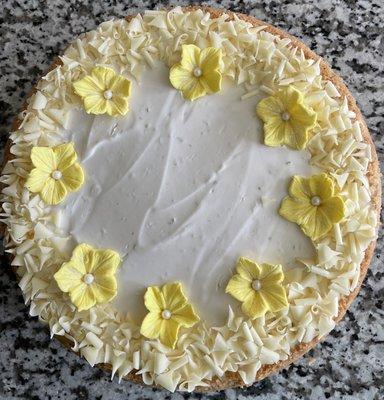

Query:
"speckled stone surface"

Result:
[[0, 1, 383, 399]]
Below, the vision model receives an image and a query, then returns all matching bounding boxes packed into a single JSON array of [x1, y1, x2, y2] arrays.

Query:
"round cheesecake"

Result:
[[1, 6, 380, 392]]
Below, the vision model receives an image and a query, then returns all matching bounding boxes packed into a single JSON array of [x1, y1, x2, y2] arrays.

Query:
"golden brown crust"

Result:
[[4, 6, 381, 392]]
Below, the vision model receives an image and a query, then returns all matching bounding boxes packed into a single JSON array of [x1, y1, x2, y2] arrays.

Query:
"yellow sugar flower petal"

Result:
[[300, 198, 345, 241], [110, 75, 132, 97], [162, 282, 188, 311], [260, 284, 288, 313], [105, 96, 129, 116], [90, 275, 118, 303], [259, 263, 285, 286], [70, 283, 96, 311], [159, 319, 180, 349], [140, 311, 164, 339], [282, 122, 308, 150], [144, 286, 166, 312], [256, 96, 284, 121], [308, 173, 334, 200], [172, 304, 200, 327], [289, 102, 317, 128], [54, 261, 83, 292], [279, 197, 314, 225], [227, 258, 288, 319], [201, 69, 222, 93], [301, 208, 333, 241], [54, 143, 77, 170], [320, 196, 345, 223], [54, 243, 121, 311], [30, 147, 56, 172], [25, 168, 50, 193], [71, 243, 93, 273], [278, 86, 301, 109], [91, 66, 116, 88], [279, 174, 345, 241], [84, 94, 108, 115], [242, 292, 268, 319], [40, 178, 67, 205], [73, 66, 132, 116], [288, 175, 312, 200], [179, 44, 201, 70], [61, 163, 85, 192], [141, 282, 199, 348], [90, 248, 121, 277], [236, 257, 261, 281], [256, 86, 317, 150], [263, 118, 287, 147], [73, 76, 103, 97], [169, 65, 191, 90], [170, 44, 222, 101], [200, 47, 222, 73], [225, 274, 252, 302]]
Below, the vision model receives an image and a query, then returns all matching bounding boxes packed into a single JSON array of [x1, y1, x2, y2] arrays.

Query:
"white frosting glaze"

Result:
[[59, 64, 315, 324]]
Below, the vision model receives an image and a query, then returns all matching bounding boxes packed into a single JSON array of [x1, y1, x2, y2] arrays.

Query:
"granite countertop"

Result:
[[0, 1, 383, 399]]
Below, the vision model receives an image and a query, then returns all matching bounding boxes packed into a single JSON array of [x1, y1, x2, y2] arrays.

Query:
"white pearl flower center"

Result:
[[193, 67, 202, 77], [83, 273, 95, 285], [51, 170, 62, 180], [103, 90, 113, 100], [161, 309, 172, 320], [311, 196, 322, 206], [252, 279, 262, 291], [281, 112, 290, 121]]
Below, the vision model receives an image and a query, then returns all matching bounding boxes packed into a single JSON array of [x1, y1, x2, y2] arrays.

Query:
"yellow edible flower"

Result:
[[279, 173, 345, 241], [54, 243, 121, 311], [140, 282, 199, 349], [25, 143, 84, 205], [169, 44, 222, 101], [73, 66, 132, 116], [226, 258, 288, 319], [256, 86, 317, 150]]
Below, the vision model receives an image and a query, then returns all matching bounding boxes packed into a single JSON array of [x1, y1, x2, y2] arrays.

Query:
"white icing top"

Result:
[[59, 64, 315, 324], [1, 8, 378, 392]]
